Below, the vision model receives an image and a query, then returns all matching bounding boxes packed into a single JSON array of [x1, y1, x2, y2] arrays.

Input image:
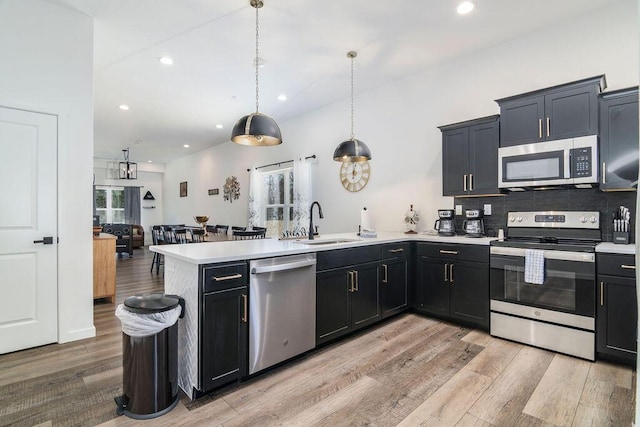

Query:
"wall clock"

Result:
[[340, 161, 370, 192]]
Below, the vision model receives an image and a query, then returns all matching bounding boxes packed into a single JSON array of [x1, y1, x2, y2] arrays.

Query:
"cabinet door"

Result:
[[600, 93, 639, 190], [545, 86, 598, 141], [381, 258, 408, 318], [416, 256, 449, 317], [499, 96, 544, 146], [449, 261, 489, 329], [351, 262, 381, 330], [597, 275, 637, 363], [316, 268, 351, 345], [469, 120, 499, 194], [201, 287, 248, 392], [442, 127, 470, 196]]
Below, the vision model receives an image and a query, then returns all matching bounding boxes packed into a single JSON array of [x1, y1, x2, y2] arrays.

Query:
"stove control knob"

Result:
[[579, 216, 587, 223], [516, 216, 523, 222], [509, 216, 515, 222], [589, 216, 598, 224]]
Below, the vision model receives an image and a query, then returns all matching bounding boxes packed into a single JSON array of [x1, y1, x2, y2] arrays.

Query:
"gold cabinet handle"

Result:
[[439, 250, 459, 255], [600, 282, 604, 306], [538, 119, 542, 139], [469, 174, 473, 191], [546, 117, 550, 137], [621, 265, 636, 270], [388, 248, 404, 253], [449, 264, 454, 283], [382, 264, 388, 283], [241, 294, 248, 323], [213, 273, 242, 281], [354, 270, 359, 292], [444, 263, 449, 282], [463, 174, 468, 191], [602, 162, 606, 184]]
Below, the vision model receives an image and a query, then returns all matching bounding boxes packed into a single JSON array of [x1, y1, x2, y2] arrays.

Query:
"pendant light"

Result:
[[119, 148, 137, 180], [231, 0, 282, 146], [333, 51, 372, 162]]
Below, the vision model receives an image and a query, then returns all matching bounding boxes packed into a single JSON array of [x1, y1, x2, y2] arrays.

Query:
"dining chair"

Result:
[[215, 225, 229, 235], [174, 228, 189, 244], [191, 228, 205, 243], [232, 230, 266, 240], [150, 225, 164, 273], [162, 226, 177, 244]]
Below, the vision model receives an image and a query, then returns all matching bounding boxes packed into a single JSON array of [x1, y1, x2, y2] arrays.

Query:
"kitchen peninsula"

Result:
[[151, 232, 494, 398]]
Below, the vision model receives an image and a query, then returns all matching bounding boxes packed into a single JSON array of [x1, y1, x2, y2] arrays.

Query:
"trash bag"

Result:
[[115, 304, 182, 337]]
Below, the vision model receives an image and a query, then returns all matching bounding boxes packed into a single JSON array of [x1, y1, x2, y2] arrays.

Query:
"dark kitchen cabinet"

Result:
[[316, 246, 382, 345], [440, 115, 500, 196], [380, 243, 410, 318], [496, 75, 605, 147], [415, 243, 489, 329], [596, 253, 637, 366], [599, 87, 639, 190], [200, 262, 248, 392]]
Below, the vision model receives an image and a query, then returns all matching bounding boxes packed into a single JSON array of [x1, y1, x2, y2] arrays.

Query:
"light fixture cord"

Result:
[[255, 3, 260, 113], [350, 54, 355, 140]]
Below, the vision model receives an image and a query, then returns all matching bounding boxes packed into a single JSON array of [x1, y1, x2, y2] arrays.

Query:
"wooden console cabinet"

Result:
[[93, 233, 116, 302]]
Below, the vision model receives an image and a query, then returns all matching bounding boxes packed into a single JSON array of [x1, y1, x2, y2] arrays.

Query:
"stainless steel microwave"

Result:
[[498, 135, 598, 189]]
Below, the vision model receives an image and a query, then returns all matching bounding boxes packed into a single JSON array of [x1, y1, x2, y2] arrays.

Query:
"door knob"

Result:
[[33, 237, 53, 244]]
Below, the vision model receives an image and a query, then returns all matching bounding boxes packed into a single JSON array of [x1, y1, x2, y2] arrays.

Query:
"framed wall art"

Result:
[[180, 181, 188, 197]]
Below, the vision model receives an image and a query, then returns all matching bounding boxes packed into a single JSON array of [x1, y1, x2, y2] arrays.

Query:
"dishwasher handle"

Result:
[[251, 258, 316, 274]]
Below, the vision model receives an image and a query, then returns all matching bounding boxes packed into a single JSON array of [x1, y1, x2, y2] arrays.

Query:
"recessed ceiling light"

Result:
[[119, 104, 130, 110], [457, 1, 475, 14], [216, 124, 223, 129], [183, 144, 190, 148], [147, 160, 153, 163], [277, 94, 287, 101], [158, 56, 174, 65]]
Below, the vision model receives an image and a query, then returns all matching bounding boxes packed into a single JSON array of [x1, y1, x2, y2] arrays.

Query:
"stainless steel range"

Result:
[[490, 211, 600, 360]]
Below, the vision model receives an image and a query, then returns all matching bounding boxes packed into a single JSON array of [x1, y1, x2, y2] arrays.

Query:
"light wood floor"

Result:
[[0, 248, 635, 426]]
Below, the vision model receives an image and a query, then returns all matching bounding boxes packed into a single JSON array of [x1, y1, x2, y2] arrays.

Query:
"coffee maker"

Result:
[[434, 209, 456, 236], [463, 209, 485, 237]]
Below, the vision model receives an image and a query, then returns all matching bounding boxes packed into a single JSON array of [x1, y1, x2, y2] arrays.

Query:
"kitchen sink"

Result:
[[293, 238, 360, 245]]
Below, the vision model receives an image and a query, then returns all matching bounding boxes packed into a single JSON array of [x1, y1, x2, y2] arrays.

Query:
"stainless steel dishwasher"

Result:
[[249, 253, 316, 374]]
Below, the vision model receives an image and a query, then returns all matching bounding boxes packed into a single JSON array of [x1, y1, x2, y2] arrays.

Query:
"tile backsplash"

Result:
[[453, 189, 637, 243]]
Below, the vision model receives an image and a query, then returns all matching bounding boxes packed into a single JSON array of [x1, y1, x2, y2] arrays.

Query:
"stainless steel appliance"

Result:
[[249, 254, 317, 374], [463, 209, 485, 237], [498, 135, 598, 189], [434, 209, 455, 236], [490, 211, 600, 360]]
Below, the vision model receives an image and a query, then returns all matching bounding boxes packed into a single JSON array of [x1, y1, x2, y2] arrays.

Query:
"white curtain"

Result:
[[292, 158, 312, 234], [248, 167, 263, 227]]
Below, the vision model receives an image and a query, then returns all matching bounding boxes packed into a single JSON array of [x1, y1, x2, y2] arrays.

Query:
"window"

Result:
[[95, 186, 125, 224], [262, 167, 294, 238]]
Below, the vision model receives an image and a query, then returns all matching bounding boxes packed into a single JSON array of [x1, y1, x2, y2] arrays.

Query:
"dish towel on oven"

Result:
[[524, 249, 545, 285]]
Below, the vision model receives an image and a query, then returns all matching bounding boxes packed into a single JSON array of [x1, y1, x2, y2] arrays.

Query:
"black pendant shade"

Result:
[[333, 138, 372, 162], [231, 112, 282, 146]]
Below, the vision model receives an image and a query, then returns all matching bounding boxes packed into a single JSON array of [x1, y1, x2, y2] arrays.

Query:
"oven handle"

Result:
[[490, 246, 594, 263]]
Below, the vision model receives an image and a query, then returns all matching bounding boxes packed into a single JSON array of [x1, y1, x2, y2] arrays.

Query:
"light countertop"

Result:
[[596, 242, 637, 255], [150, 231, 496, 265]]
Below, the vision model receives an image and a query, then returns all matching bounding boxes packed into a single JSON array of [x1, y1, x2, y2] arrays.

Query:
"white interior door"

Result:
[[0, 106, 58, 354]]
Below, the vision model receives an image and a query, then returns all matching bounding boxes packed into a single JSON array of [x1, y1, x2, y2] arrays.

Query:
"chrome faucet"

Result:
[[309, 201, 324, 240]]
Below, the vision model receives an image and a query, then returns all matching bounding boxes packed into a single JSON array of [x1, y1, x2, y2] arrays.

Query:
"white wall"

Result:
[[93, 160, 165, 246], [163, 0, 638, 236], [0, 0, 95, 342]]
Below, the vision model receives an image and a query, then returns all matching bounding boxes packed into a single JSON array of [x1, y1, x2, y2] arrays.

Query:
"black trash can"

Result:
[[114, 294, 185, 419]]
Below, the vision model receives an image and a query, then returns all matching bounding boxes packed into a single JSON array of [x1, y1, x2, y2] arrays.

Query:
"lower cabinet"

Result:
[[597, 254, 637, 365], [316, 261, 380, 345], [200, 262, 248, 392], [380, 243, 410, 318], [415, 243, 489, 329]]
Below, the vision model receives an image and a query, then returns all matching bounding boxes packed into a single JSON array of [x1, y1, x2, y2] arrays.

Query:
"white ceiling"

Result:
[[48, 0, 620, 164]]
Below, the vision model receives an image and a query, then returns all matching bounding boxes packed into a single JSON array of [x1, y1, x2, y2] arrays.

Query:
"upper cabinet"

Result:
[[439, 115, 500, 197], [599, 87, 639, 191], [496, 75, 605, 147]]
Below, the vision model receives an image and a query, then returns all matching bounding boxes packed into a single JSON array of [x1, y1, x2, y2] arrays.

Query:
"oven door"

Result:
[[490, 247, 595, 317]]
